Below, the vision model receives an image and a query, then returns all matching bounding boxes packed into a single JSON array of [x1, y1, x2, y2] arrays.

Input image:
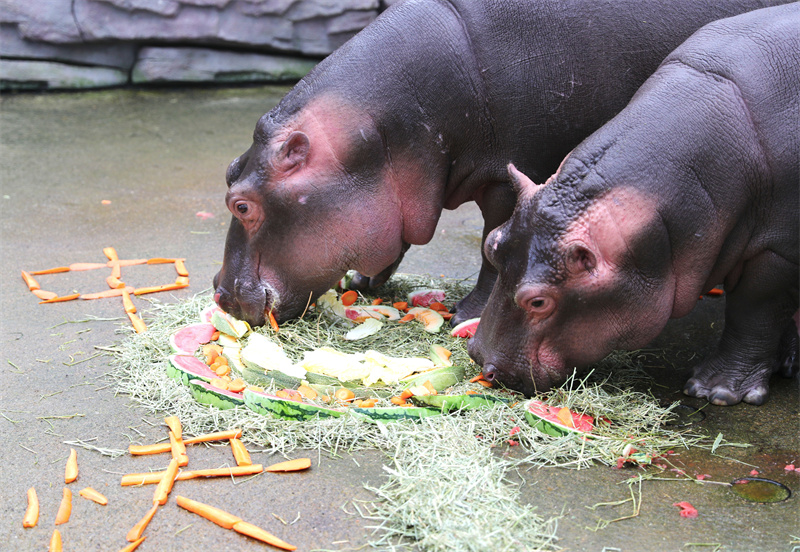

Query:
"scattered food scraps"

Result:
[[196, 211, 215, 220], [673, 501, 698, 518]]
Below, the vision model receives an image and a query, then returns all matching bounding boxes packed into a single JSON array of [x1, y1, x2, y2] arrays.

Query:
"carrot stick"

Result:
[[23, 487, 39, 528], [147, 257, 179, 264], [372, 298, 383, 305], [230, 438, 252, 467], [164, 416, 182, 437], [268, 310, 279, 333], [705, 288, 724, 296], [49, 529, 62, 552], [174, 259, 189, 277], [81, 286, 134, 300], [169, 430, 189, 467], [128, 429, 243, 455], [469, 373, 485, 383], [21, 270, 40, 291], [107, 275, 126, 289], [33, 289, 58, 301], [399, 313, 415, 323], [152, 457, 179, 505], [175, 495, 242, 529], [119, 536, 146, 552], [110, 261, 122, 279], [121, 464, 263, 486], [126, 504, 158, 542], [54, 487, 72, 525], [128, 312, 147, 333], [79, 487, 108, 505], [69, 262, 108, 271], [108, 259, 148, 268], [103, 247, 119, 261], [122, 288, 136, 314], [65, 448, 78, 483], [133, 283, 189, 295], [31, 266, 70, 275], [232, 521, 297, 551], [39, 293, 80, 304], [175, 276, 190, 286], [264, 458, 311, 473]]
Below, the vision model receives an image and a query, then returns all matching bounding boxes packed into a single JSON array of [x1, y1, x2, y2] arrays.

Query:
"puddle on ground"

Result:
[[730, 477, 792, 503]]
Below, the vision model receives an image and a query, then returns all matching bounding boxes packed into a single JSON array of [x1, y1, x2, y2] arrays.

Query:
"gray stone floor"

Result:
[[1, 87, 797, 551]]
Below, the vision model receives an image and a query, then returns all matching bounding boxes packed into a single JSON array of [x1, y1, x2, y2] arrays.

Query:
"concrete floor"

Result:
[[0, 86, 797, 551]]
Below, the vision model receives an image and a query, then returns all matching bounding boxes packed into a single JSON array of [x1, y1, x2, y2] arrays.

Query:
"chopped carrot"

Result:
[[54, 487, 72, 525], [341, 290, 358, 306], [469, 373, 485, 383], [23, 487, 39, 528], [202, 343, 223, 364], [371, 298, 383, 305], [174, 259, 189, 277], [440, 312, 453, 320], [175, 276, 190, 286], [399, 389, 413, 400], [108, 259, 148, 268], [122, 288, 136, 314], [477, 380, 493, 388], [268, 310, 279, 332], [390, 397, 408, 406], [169, 430, 189, 467], [147, 257, 179, 264], [103, 247, 119, 261], [127, 429, 243, 455], [356, 398, 378, 408], [334, 388, 355, 402], [556, 407, 575, 428], [705, 288, 724, 296], [230, 438, 253, 467], [79, 487, 108, 505], [33, 289, 58, 301], [81, 286, 134, 300], [21, 270, 41, 290], [211, 330, 220, 341], [65, 448, 78, 483], [110, 261, 121, 279], [214, 364, 231, 377], [265, 458, 311, 473], [119, 536, 146, 552], [429, 301, 448, 312], [128, 312, 147, 333], [121, 464, 264, 486], [233, 520, 297, 551], [210, 378, 230, 391], [31, 266, 70, 275], [40, 293, 81, 304], [126, 504, 158, 542], [152, 457, 179, 505], [107, 275, 126, 289], [296, 384, 318, 400], [393, 301, 408, 310], [69, 262, 108, 271], [176, 495, 242, 530], [276, 388, 302, 401], [399, 313, 415, 323], [422, 380, 437, 395], [49, 529, 62, 552], [164, 416, 182, 437], [465, 390, 479, 394], [133, 283, 189, 295], [227, 379, 247, 393]]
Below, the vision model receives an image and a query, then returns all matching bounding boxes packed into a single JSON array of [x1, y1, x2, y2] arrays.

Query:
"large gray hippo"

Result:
[[469, 4, 799, 406], [213, 0, 788, 327]]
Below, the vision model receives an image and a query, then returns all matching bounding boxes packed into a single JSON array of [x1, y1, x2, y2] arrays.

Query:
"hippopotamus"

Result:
[[469, 3, 799, 406], [213, 0, 789, 328]]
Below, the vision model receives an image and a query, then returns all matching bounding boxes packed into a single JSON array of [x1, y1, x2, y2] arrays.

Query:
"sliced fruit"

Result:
[[406, 307, 444, 333], [188, 379, 245, 410], [410, 393, 508, 411], [450, 317, 480, 338], [400, 364, 465, 391], [169, 323, 217, 354], [210, 310, 250, 338], [241, 333, 305, 380], [244, 388, 343, 420], [408, 289, 446, 308], [429, 344, 453, 367], [345, 318, 383, 341], [524, 400, 595, 436], [350, 405, 442, 422], [167, 354, 218, 386]]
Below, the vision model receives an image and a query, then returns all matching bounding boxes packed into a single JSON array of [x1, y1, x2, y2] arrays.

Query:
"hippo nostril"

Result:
[[483, 364, 498, 382], [213, 291, 222, 304]]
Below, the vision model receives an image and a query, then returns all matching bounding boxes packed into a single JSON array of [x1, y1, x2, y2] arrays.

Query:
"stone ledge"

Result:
[[0, 59, 128, 90]]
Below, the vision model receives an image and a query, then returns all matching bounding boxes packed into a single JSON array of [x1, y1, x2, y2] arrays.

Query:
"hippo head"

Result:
[[468, 163, 675, 396], [213, 95, 412, 326]]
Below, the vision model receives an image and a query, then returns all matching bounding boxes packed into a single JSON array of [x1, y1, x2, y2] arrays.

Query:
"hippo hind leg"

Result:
[[777, 316, 799, 378]]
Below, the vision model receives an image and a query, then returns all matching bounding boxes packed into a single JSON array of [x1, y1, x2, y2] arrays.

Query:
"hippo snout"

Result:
[[482, 363, 500, 383]]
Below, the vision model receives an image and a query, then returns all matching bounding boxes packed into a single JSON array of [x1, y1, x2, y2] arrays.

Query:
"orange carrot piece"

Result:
[[21, 270, 40, 291], [33, 289, 58, 301], [39, 293, 80, 304], [122, 288, 136, 314], [119, 536, 146, 552], [232, 520, 297, 551], [390, 396, 407, 406], [174, 259, 189, 277], [392, 301, 408, 310], [265, 458, 311, 473], [65, 448, 78, 483], [128, 429, 243, 455], [103, 247, 119, 261], [69, 262, 108, 271], [152, 457, 179, 505], [211, 330, 220, 341], [341, 290, 358, 306], [399, 313, 415, 323], [169, 430, 189, 467], [49, 529, 62, 552], [126, 504, 158, 542], [121, 464, 263, 486], [469, 373, 485, 383], [334, 388, 355, 402], [399, 389, 413, 400], [133, 283, 189, 295], [146, 257, 179, 264], [79, 487, 108, 505], [108, 259, 147, 268], [230, 438, 252, 467], [164, 416, 182, 437], [268, 310, 279, 333], [54, 487, 72, 525], [110, 261, 122, 279], [371, 298, 383, 305], [107, 275, 126, 289], [23, 487, 39, 528], [422, 380, 437, 395], [81, 286, 134, 300], [176, 495, 242, 530], [175, 276, 190, 286], [429, 301, 448, 312], [477, 380, 493, 388], [705, 288, 724, 296], [296, 384, 318, 400], [30, 266, 70, 275], [128, 312, 147, 333]]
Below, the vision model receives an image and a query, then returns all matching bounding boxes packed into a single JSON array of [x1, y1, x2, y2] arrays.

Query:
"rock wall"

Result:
[[0, 0, 398, 90]]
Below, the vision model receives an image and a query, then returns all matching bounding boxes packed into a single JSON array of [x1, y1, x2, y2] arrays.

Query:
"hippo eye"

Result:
[[530, 299, 545, 309], [236, 203, 249, 214]]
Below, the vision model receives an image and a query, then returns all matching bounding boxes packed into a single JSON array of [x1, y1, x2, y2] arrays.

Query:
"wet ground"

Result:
[[1, 86, 798, 551]]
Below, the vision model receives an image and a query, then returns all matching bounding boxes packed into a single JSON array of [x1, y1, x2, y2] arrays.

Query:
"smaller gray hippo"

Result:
[[468, 4, 799, 406]]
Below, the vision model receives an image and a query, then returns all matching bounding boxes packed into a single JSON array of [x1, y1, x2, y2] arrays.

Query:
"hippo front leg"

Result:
[[347, 243, 410, 291], [684, 251, 798, 406]]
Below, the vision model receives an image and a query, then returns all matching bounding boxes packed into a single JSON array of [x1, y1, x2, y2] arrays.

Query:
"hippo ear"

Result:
[[565, 243, 597, 275], [274, 131, 310, 175], [507, 163, 542, 201]]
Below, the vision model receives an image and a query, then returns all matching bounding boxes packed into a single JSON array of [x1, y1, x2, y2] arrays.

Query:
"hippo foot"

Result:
[[450, 287, 490, 326], [683, 358, 772, 406], [777, 322, 799, 378]]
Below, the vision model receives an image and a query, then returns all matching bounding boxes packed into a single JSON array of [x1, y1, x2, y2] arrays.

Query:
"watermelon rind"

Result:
[[524, 400, 595, 437], [188, 378, 245, 410], [350, 405, 441, 423], [450, 317, 480, 338], [399, 364, 466, 392], [210, 310, 250, 338], [167, 354, 218, 386], [244, 388, 343, 420], [410, 393, 509, 412], [169, 323, 217, 354], [200, 303, 222, 324]]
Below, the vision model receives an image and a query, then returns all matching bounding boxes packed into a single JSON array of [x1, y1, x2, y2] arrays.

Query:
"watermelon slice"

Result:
[[200, 304, 222, 323], [244, 388, 344, 420], [188, 379, 245, 410], [169, 323, 217, 354], [524, 400, 595, 436], [450, 318, 480, 338], [411, 392, 508, 411], [408, 289, 446, 308], [167, 354, 218, 386]]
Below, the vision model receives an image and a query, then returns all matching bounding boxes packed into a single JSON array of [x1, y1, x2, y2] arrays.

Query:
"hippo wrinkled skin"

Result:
[[469, 4, 799, 406], [213, 0, 788, 328]]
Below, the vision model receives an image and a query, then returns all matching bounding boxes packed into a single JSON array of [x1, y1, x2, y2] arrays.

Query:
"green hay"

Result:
[[110, 275, 720, 551]]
